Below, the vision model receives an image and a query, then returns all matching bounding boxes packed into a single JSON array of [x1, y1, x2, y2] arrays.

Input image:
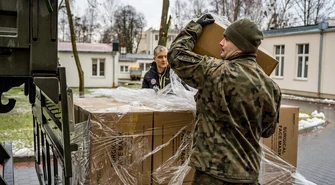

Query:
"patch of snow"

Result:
[[299, 117, 326, 130], [282, 94, 335, 104], [13, 148, 34, 157], [299, 110, 326, 131], [323, 99, 335, 104], [11, 140, 34, 157], [311, 110, 325, 119], [299, 113, 310, 118]]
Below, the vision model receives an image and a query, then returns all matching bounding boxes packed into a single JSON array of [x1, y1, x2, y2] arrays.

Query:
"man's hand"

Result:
[[196, 14, 215, 27]]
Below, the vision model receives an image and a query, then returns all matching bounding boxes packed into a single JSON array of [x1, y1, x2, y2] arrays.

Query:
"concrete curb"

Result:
[[298, 120, 329, 134]]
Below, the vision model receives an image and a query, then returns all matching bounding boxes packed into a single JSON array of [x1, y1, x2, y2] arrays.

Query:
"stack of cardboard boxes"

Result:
[[73, 98, 299, 185], [73, 98, 196, 185]]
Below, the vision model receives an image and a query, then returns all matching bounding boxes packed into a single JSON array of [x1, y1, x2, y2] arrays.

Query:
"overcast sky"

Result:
[[76, 0, 176, 30]]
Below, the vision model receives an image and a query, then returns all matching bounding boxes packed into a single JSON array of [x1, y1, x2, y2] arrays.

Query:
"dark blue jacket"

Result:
[[142, 62, 171, 89]]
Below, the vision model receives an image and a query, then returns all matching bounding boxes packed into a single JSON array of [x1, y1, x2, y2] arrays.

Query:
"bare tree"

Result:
[[102, 0, 119, 27], [207, 0, 264, 27], [97, 0, 119, 44], [171, 0, 190, 31], [84, 0, 101, 42], [158, 0, 172, 46], [100, 28, 113, 43], [294, 0, 335, 25], [264, 0, 295, 29], [295, 0, 315, 25], [64, 0, 85, 97], [113, 5, 146, 53], [58, 8, 69, 42], [242, 0, 264, 26], [207, 0, 246, 22], [232, 0, 243, 21], [190, 0, 208, 18], [209, 0, 221, 15]]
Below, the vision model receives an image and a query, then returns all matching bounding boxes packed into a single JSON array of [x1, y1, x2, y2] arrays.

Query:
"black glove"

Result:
[[196, 14, 215, 27]]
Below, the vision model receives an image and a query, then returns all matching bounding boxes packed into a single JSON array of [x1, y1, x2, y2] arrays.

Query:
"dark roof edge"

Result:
[[58, 50, 112, 54], [263, 24, 335, 37]]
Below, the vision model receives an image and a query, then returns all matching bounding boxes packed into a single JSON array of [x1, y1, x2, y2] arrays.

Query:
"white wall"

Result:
[[262, 30, 335, 98], [261, 32, 320, 94], [137, 29, 178, 54], [58, 52, 119, 87], [118, 61, 137, 79], [118, 59, 153, 79], [320, 31, 335, 97]]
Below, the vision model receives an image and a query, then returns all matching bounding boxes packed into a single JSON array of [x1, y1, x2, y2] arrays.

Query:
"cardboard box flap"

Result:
[[193, 19, 278, 76]]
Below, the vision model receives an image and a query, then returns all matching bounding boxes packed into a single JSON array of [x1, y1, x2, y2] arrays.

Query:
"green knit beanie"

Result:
[[224, 19, 264, 54]]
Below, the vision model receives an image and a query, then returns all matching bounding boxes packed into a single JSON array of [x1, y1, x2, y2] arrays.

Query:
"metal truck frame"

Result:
[[0, 0, 77, 184]]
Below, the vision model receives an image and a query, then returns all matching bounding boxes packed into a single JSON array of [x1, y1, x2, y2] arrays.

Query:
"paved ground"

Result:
[[3, 98, 334, 185], [282, 99, 335, 185], [13, 162, 39, 185], [297, 121, 335, 185]]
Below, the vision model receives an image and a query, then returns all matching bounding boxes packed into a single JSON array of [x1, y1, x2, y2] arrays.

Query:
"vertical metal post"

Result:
[[112, 40, 119, 88], [317, 21, 327, 97], [112, 54, 116, 88], [58, 67, 73, 184]]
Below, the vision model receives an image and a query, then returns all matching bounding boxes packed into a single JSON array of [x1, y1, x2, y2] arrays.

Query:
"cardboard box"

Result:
[[260, 105, 299, 185], [152, 111, 196, 185], [262, 105, 299, 167], [73, 98, 153, 185], [193, 20, 278, 76]]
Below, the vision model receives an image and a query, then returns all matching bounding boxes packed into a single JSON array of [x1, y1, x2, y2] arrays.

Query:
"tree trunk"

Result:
[[65, 0, 85, 97], [158, 0, 171, 46]]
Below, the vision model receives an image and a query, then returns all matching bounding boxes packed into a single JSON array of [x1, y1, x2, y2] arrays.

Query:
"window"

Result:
[[120, 65, 129, 72], [296, 44, 309, 79], [121, 47, 126, 54], [139, 63, 151, 72], [92, 58, 105, 77], [274, 45, 285, 77], [155, 35, 158, 40]]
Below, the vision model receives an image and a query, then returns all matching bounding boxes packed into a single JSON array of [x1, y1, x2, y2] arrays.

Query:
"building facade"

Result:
[[58, 42, 118, 88], [58, 42, 153, 87], [261, 20, 335, 99], [118, 53, 153, 80], [137, 28, 179, 54]]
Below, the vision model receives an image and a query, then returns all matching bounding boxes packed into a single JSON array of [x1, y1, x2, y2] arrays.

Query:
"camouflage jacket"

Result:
[[167, 21, 282, 183]]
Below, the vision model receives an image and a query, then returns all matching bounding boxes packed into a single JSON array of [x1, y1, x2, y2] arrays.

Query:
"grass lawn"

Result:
[[0, 85, 141, 154], [0, 87, 33, 150]]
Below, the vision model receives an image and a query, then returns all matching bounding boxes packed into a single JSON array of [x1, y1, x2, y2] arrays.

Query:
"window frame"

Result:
[[120, 65, 129, 73], [274, 45, 285, 78], [296, 44, 309, 80], [92, 58, 106, 77]]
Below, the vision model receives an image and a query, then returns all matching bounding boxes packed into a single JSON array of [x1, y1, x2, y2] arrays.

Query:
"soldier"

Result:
[[167, 14, 282, 185]]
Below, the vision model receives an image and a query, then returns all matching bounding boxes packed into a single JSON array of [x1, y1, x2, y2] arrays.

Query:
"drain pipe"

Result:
[[317, 21, 328, 98]]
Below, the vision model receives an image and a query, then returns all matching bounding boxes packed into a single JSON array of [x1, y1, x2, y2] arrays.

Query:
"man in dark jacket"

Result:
[[142, 45, 190, 91], [167, 14, 281, 185], [142, 45, 170, 89]]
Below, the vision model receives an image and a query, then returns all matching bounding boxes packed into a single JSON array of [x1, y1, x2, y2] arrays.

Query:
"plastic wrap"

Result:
[[71, 72, 315, 185]]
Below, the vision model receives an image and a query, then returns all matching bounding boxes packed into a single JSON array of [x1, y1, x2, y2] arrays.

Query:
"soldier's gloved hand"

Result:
[[196, 14, 215, 27]]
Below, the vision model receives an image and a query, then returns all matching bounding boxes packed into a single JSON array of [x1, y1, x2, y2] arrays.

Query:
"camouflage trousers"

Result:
[[191, 170, 259, 185]]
